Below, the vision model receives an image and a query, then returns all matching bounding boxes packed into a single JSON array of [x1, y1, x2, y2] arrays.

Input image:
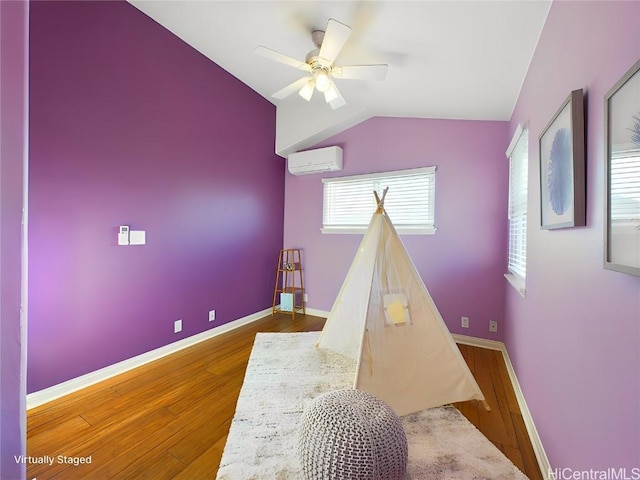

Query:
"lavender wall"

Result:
[[284, 117, 509, 340], [1, 1, 27, 478], [28, 1, 284, 393], [506, 1, 640, 470]]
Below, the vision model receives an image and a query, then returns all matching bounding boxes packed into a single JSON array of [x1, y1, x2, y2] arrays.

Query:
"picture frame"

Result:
[[538, 89, 586, 229], [604, 58, 640, 276]]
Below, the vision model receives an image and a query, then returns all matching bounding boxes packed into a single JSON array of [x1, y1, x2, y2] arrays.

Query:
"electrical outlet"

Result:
[[461, 316, 469, 328], [303, 293, 308, 303], [174, 319, 182, 333], [489, 320, 498, 333], [209, 310, 215, 322]]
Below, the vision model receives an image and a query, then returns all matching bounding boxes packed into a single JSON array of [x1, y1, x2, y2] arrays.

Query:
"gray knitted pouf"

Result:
[[298, 389, 408, 480]]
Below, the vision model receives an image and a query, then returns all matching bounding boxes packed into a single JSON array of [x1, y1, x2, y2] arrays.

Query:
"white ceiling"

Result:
[[128, 0, 551, 152]]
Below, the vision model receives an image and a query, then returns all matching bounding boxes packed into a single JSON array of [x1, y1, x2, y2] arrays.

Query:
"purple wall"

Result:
[[506, 1, 640, 470], [284, 117, 509, 340], [1, 1, 28, 478], [28, 0, 284, 393]]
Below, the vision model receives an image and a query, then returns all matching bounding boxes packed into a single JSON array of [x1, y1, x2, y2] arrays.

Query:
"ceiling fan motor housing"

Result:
[[311, 29, 325, 48], [307, 29, 333, 70]]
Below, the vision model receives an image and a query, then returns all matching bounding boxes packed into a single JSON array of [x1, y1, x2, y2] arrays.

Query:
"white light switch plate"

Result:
[[129, 230, 146, 245]]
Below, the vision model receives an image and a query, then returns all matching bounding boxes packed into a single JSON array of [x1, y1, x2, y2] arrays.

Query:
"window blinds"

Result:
[[610, 150, 640, 223], [507, 129, 528, 280], [322, 167, 436, 234]]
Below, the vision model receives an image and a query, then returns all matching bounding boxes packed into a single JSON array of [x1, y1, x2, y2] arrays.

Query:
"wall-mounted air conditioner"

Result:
[[287, 146, 343, 176]]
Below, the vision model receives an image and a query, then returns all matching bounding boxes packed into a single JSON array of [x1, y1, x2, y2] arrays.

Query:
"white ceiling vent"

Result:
[[287, 146, 343, 176]]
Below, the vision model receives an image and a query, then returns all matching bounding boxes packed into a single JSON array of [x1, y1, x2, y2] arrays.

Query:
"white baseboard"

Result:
[[304, 307, 330, 318], [27, 307, 271, 410], [452, 333, 504, 351], [453, 333, 553, 480]]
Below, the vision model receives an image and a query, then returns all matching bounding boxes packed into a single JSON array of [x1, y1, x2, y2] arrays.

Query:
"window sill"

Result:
[[504, 273, 526, 298], [321, 226, 437, 235]]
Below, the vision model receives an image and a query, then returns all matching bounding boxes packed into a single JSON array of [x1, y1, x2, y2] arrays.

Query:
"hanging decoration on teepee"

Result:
[[317, 188, 489, 416]]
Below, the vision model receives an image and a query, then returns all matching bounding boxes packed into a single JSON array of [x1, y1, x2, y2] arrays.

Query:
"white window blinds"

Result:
[[322, 167, 436, 234], [507, 127, 529, 282], [610, 149, 640, 224]]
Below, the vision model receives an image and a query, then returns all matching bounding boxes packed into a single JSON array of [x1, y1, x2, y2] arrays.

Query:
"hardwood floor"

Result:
[[27, 314, 542, 479], [453, 344, 543, 480]]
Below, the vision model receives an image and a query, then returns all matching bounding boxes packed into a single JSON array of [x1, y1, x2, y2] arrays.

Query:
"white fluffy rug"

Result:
[[216, 332, 528, 480]]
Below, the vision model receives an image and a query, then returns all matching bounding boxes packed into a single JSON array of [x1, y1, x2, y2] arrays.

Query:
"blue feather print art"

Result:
[[547, 127, 573, 215]]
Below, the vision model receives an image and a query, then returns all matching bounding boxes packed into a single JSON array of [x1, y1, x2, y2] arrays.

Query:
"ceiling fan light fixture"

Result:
[[298, 79, 315, 101], [314, 70, 330, 92]]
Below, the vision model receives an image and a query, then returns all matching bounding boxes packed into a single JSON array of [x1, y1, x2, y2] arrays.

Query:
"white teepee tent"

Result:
[[317, 189, 488, 416]]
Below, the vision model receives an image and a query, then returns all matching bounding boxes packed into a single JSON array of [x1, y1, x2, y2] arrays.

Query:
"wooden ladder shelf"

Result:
[[272, 249, 305, 319]]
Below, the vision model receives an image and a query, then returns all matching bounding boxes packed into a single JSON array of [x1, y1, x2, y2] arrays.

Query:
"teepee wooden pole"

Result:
[[374, 187, 389, 214], [364, 329, 374, 376], [374, 191, 382, 212], [380, 186, 388, 204]]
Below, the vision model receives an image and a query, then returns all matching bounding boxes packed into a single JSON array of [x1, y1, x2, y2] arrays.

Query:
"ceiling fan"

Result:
[[254, 18, 388, 110]]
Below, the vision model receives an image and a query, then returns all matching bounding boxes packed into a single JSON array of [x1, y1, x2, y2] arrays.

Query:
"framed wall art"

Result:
[[604, 58, 640, 276], [539, 89, 586, 230]]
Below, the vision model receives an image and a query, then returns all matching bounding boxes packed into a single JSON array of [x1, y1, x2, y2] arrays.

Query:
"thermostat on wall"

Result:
[[118, 225, 130, 245]]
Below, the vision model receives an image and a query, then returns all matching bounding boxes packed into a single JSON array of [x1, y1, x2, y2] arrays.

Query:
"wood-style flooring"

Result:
[[27, 314, 542, 479]]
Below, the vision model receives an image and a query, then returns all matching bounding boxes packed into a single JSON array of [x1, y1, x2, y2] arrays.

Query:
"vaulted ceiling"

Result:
[[129, 1, 552, 155]]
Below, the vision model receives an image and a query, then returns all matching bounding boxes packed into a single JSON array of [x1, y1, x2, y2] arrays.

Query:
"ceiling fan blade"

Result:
[[318, 19, 351, 65], [272, 77, 312, 100], [325, 80, 346, 110], [332, 64, 388, 81], [254, 46, 311, 72]]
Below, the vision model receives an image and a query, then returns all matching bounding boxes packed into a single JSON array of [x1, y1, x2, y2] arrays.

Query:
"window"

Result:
[[321, 167, 436, 234], [608, 147, 640, 267], [505, 125, 528, 296], [610, 149, 640, 225]]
